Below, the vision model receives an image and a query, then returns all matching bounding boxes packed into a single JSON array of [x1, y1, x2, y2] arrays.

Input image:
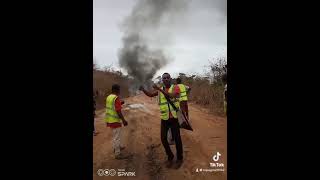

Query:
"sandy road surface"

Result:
[[93, 94, 227, 180]]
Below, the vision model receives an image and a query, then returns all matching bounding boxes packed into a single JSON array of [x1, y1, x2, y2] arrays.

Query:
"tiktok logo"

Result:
[[213, 152, 221, 162]]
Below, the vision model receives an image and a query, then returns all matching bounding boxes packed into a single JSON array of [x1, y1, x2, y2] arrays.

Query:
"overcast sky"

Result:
[[93, 0, 227, 78]]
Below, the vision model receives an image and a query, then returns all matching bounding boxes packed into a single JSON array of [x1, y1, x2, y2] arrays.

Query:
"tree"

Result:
[[209, 57, 227, 84], [103, 64, 113, 72], [179, 73, 186, 78]]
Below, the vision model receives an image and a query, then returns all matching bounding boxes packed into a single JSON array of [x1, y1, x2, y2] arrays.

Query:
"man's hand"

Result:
[[152, 84, 160, 90], [139, 86, 158, 97], [139, 86, 144, 91], [121, 100, 125, 105], [122, 120, 128, 126]]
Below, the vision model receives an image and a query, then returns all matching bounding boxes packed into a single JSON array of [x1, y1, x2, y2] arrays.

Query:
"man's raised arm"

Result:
[[139, 86, 158, 97]]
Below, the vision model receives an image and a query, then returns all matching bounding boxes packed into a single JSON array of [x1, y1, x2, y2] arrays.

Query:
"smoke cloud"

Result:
[[118, 0, 189, 87]]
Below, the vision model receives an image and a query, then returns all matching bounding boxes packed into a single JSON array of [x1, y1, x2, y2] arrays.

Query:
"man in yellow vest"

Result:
[[139, 73, 184, 169], [176, 78, 191, 119], [105, 84, 129, 160]]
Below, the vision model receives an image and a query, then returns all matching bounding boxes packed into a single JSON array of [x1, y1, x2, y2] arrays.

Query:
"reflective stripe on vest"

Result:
[[178, 84, 188, 101], [158, 85, 180, 120], [105, 94, 121, 123]]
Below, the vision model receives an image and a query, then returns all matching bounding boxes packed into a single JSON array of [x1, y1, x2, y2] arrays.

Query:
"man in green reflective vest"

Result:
[[105, 84, 129, 160], [139, 73, 184, 169], [176, 77, 191, 119]]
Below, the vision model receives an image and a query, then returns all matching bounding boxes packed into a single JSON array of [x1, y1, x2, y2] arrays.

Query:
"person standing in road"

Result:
[[139, 73, 184, 169], [176, 77, 191, 119], [105, 84, 129, 159]]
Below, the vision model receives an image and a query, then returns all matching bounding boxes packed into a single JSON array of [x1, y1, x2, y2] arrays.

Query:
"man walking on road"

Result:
[[139, 73, 184, 169], [105, 84, 129, 159], [176, 77, 191, 119]]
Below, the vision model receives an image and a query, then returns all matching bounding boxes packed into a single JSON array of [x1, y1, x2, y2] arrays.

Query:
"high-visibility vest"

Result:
[[158, 85, 180, 120], [105, 94, 121, 123], [177, 84, 188, 101]]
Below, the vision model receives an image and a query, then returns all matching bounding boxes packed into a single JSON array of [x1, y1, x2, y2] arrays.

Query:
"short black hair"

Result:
[[162, 72, 170, 76], [112, 84, 120, 93], [176, 77, 182, 84]]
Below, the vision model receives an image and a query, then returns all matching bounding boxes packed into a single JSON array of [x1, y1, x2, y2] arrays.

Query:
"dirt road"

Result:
[[93, 94, 227, 180]]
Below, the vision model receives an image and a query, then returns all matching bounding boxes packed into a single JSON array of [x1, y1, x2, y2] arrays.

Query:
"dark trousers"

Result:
[[161, 118, 183, 160]]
